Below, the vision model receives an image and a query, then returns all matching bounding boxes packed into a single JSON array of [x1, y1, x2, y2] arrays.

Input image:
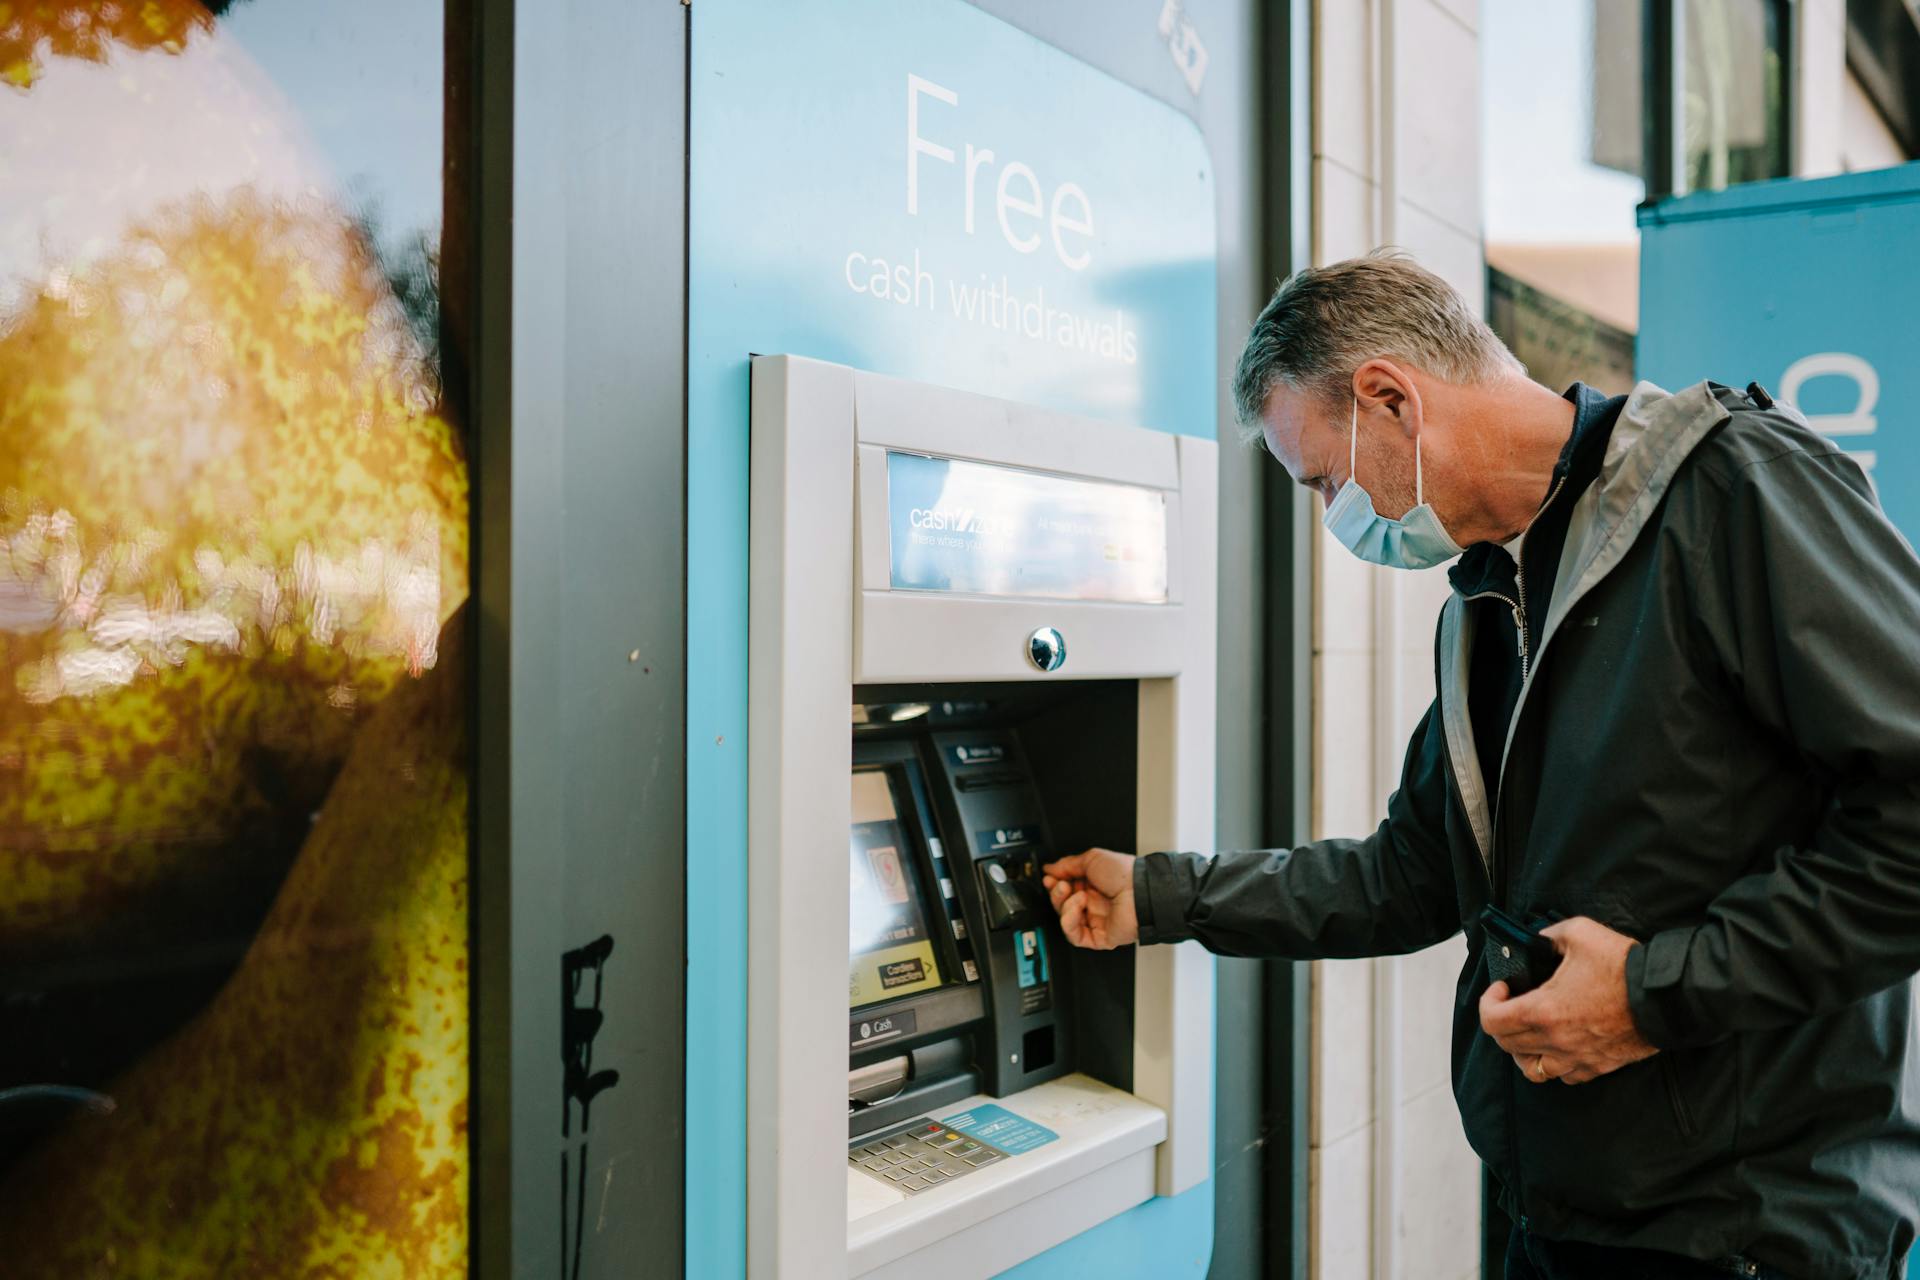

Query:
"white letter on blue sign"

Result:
[[906, 74, 957, 216]]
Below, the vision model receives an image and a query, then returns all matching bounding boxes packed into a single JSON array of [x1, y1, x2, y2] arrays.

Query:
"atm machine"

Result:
[[747, 356, 1217, 1278]]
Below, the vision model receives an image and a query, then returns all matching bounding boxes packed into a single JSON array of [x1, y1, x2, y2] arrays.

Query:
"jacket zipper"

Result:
[[1510, 475, 1565, 685], [1659, 1056, 1699, 1141], [1487, 473, 1565, 1225], [1458, 588, 1526, 668], [1514, 573, 1531, 682]]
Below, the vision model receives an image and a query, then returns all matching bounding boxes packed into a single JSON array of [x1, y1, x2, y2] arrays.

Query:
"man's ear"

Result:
[[1352, 358, 1423, 439]]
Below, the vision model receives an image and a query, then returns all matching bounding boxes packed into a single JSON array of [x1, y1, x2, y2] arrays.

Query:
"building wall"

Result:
[[1307, 2, 1483, 1279], [1840, 71, 1912, 171], [1796, 0, 1915, 176]]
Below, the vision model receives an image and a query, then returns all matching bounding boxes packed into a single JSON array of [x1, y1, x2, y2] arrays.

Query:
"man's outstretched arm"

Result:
[[1044, 702, 1462, 960]]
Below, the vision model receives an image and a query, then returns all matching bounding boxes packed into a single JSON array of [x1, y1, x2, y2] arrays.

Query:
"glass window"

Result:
[[1681, 0, 1790, 191], [1483, 0, 1789, 394], [1483, 0, 1646, 393], [0, 3, 469, 1273]]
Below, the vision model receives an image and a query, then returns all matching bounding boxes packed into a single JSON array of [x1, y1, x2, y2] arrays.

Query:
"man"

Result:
[[1044, 251, 1920, 1280]]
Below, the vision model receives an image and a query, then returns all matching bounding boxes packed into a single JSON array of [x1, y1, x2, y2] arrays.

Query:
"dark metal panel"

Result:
[[1641, 0, 1684, 200], [1259, 2, 1314, 1275], [472, 0, 688, 1275], [458, 0, 519, 1271], [551, 4, 689, 1278]]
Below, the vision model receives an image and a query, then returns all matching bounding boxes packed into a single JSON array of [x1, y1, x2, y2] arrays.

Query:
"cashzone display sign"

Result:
[[886, 452, 1170, 603], [687, 0, 1217, 1274]]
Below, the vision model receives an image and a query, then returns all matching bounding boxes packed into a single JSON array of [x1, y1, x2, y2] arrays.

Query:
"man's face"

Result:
[[1258, 382, 1422, 520]]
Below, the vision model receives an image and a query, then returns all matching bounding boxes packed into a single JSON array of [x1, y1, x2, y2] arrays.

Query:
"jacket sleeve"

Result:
[[1132, 700, 1461, 959], [1627, 446, 1920, 1049]]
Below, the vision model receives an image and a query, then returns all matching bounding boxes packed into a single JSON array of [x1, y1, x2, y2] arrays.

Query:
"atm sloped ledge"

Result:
[[847, 1073, 1165, 1277]]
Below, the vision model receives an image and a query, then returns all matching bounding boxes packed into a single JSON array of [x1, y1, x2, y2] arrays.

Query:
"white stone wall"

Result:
[[1308, 1, 1484, 1277], [1792, 0, 1909, 177], [1839, 71, 1911, 172]]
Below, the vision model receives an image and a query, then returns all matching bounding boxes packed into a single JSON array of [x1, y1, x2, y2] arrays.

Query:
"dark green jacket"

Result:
[[1136, 382, 1920, 1280]]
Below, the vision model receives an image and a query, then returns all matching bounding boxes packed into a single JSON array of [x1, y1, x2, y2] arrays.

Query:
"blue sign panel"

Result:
[[1639, 163, 1920, 1278], [887, 452, 1169, 602], [687, 2, 1217, 1276], [1638, 163, 1920, 539]]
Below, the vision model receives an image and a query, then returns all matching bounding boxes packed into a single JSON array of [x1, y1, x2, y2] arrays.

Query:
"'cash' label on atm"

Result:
[[976, 826, 1038, 852], [850, 1009, 917, 1049]]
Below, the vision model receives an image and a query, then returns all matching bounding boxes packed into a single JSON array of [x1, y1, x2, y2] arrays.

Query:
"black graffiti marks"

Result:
[[563, 933, 620, 1136], [561, 933, 620, 1280]]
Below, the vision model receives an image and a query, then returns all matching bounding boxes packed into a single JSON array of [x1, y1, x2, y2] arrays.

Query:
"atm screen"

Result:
[[849, 767, 945, 1010]]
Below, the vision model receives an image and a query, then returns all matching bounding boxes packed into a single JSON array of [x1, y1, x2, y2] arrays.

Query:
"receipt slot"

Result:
[[747, 356, 1217, 1277]]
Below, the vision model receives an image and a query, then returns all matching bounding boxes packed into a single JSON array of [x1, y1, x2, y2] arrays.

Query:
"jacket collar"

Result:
[[1434, 381, 1731, 876], [1540, 380, 1730, 641]]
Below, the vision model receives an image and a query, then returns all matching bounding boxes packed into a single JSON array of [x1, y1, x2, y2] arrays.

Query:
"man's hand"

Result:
[[1041, 849, 1138, 950], [1479, 916, 1657, 1085]]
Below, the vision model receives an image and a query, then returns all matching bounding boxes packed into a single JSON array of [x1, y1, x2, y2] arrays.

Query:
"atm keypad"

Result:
[[848, 1118, 1008, 1194]]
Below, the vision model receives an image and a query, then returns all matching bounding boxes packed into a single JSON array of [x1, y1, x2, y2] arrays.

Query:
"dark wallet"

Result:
[[1478, 904, 1563, 995]]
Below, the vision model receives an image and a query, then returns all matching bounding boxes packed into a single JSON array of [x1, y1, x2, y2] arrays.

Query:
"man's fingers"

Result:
[[1059, 889, 1088, 947], [1044, 854, 1088, 879], [1479, 981, 1545, 1039], [1515, 1053, 1573, 1085], [1482, 982, 1561, 1055], [1061, 889, 1113, 950], [1084, 891, 1111, 946], [1491, 1028, 1557, 1056], [1047, 878, 1075, 910], [1538, 916, 1601, 954]]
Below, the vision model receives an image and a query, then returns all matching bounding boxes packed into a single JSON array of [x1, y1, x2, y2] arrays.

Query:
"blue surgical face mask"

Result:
[[1322, 396, 1464, 570]]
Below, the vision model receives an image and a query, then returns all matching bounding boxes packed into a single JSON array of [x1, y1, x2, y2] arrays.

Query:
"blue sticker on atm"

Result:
[[1015, 929, 1049, 988], [939, 1103, 1059, 1154]]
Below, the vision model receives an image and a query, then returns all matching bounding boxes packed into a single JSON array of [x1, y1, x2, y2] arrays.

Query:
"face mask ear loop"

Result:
[[1415, 432, 1424, 507], [1349, 396, 1359, 484]]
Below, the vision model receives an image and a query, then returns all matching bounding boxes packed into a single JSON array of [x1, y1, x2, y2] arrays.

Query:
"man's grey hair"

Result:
[[1230, 249, 1524, 441]]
